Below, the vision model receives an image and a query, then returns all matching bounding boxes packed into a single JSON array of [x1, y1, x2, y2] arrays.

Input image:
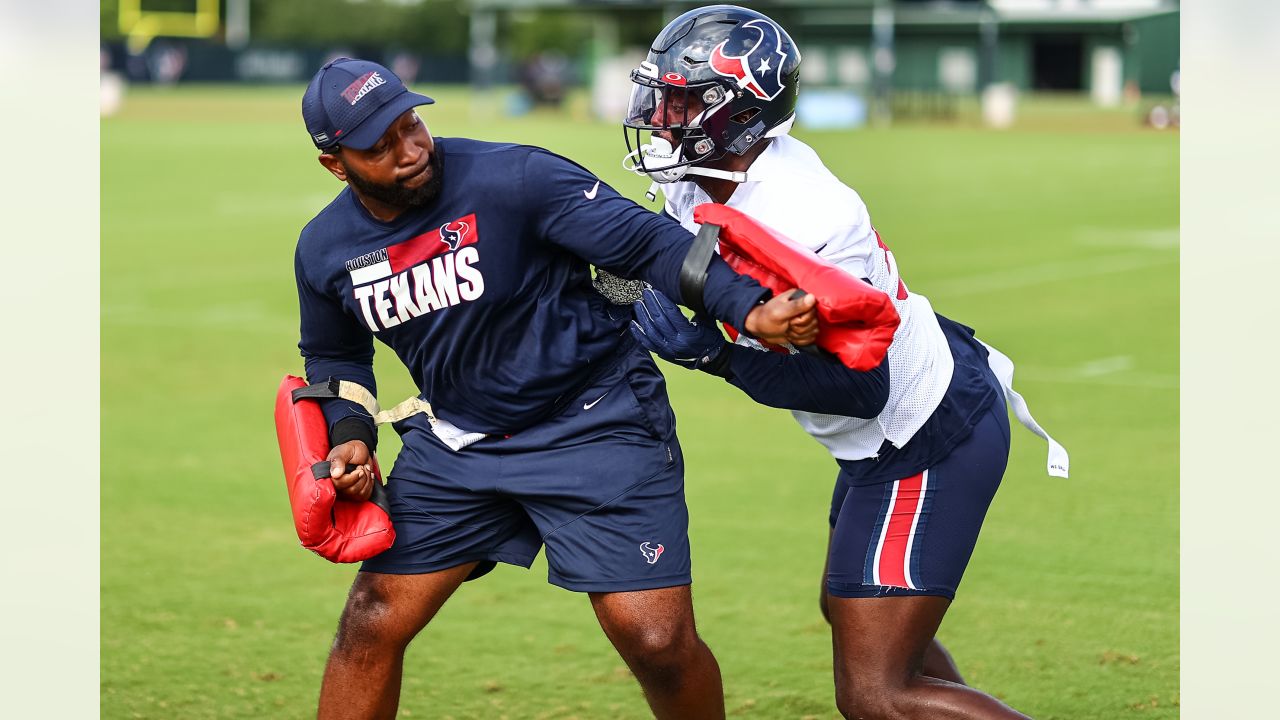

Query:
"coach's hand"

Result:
[[327, 440, 375, 501], [745, 289, 819, 347], [630, 286, 727, 370]]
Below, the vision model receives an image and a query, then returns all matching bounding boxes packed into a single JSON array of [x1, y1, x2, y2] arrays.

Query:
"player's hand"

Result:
[[745, 288, 819, 346], [630, 286, 727, 370], [326, 440, 375, 502], [784, 290, 821, 345]]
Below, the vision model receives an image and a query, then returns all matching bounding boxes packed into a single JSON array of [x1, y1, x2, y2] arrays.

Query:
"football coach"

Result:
[[290, 57, 818, 719]]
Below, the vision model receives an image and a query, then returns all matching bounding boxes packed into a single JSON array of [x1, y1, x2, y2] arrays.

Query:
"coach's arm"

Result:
[[295, 247, 379, 500], [522, 148, 816, 346]]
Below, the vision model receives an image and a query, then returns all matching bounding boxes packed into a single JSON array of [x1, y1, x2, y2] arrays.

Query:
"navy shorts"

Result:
[[361, 346, 692, 593], [826, 403, 1011, 600]]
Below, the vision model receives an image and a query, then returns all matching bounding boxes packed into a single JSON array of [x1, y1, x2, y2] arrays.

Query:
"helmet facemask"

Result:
[[622, 61, 733, 185], [622, 7, 803, 198]]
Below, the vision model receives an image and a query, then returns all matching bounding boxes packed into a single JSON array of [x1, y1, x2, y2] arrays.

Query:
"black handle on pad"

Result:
[[291, 378, 342, 403], [679, 222, 720, 317], [786, 289, 823, 357], [310, 461, 392, 515]]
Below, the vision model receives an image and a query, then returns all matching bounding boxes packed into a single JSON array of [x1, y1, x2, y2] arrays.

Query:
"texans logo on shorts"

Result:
[[439, 219, 470, 251], [708, 19, 789, 101], [639, 541, 665, 565]]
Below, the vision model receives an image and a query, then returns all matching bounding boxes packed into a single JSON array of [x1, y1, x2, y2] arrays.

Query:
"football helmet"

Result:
[[622, 5, 802, 189]]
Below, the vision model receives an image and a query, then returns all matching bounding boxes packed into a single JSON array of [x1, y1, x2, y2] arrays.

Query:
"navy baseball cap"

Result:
[[302, 57, 434, 150]]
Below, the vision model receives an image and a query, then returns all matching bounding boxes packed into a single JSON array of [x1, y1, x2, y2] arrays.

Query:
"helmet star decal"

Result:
[[709, 19, 789, 101], [621, 6, 802, 179]]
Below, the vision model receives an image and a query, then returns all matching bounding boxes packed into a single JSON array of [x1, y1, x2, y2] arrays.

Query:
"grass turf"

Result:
[[102, 85, 1178, 719]]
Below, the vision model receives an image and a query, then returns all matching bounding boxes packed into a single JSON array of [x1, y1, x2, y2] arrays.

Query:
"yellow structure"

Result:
[[118, 0, 221, 54]]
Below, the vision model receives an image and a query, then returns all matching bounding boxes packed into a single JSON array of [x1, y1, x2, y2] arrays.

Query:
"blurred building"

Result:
[[790, 1, 1178, 98], [470, 1, 1177, 96], [473, 0, 1178, 128], [103, 0, 1178, 108]]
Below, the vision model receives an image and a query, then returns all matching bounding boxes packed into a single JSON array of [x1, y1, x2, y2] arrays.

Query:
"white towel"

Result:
[[981, 342, 1070, 478]]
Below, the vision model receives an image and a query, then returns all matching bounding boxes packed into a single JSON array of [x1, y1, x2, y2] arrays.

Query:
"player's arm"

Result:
[[723, 345, 889, 418], [295, 247, 379, 499], [523, 149, 801, 339], [630, 287, 889, 418]]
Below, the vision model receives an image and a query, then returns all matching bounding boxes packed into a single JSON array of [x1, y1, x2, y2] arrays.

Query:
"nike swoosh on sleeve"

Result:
[[584, 181, 600, 200]]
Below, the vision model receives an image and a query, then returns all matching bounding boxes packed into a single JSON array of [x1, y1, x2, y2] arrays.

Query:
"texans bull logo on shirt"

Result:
[[344, 213, 486, 332], [438, 217, 469, 251]]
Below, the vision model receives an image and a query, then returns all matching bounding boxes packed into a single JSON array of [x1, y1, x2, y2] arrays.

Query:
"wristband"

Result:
[[698, 343, 734, 380], [331, 416, 377, 452]]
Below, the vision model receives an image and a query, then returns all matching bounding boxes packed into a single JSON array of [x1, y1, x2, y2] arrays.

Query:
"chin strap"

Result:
[[644, 181, 660, 202], [624, 137, 748, 201], [685, 166, 749, 183]]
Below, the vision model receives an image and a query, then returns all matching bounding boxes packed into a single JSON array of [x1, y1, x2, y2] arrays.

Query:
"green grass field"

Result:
[[102, 86, 1178, 719]]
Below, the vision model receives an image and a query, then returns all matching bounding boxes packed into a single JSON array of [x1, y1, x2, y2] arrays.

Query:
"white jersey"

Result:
[[661, 135, 953, 461]]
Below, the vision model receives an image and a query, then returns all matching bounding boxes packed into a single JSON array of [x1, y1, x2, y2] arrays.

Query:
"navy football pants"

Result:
[[826, 403, 1011, 600]]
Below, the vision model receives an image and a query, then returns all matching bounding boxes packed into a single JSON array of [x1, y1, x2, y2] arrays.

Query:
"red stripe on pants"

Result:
[[878, 472, 924, 588]]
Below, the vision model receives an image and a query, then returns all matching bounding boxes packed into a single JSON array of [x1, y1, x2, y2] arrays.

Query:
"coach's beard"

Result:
[[346, 149, 444, 210]]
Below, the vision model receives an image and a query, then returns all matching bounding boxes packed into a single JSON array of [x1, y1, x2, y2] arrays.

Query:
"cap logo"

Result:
[[341, 71, 387, 106]]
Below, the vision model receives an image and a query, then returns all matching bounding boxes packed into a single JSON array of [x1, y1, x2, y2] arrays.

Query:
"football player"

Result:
[[623, 6, 1067, 719]]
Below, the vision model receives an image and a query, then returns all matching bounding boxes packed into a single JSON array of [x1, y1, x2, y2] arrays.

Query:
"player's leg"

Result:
[[590, 585, 724, 719], [829, 595, 1026, 719], [318, 565, 476, 720], [923, 637, 966, 686], [826, 405, 1022, 719], [823, 493, 965, 684]]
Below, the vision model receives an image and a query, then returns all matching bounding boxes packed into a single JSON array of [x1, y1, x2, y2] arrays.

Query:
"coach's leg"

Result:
[[818, 528, 965, 685], [829, 595, 1028, 720], [318, 563, 477, 720], [591, 585, 724, 720]]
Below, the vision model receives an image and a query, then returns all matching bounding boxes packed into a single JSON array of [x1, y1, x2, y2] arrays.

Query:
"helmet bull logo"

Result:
[[708, 19, 789, 101], [438, 219, 470, 251]]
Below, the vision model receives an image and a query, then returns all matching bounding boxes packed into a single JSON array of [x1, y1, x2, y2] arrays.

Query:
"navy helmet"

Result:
[[623, 5, 802, 180]]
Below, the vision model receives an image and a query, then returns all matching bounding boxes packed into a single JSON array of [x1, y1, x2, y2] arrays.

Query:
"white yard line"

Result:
[[1015, 356, 1178, 390], [1074, 227, 1180, 250], [928, 251, 1177, 299], [214, 192, 336, 218], [102, 303, 293, 334], [1075, 355, 1135, 377]]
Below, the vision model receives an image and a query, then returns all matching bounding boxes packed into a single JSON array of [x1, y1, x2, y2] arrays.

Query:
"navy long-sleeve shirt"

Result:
[[725, 346, 890, 419], [711, 313, 1000, 485], [295, 138, 768, 437]]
